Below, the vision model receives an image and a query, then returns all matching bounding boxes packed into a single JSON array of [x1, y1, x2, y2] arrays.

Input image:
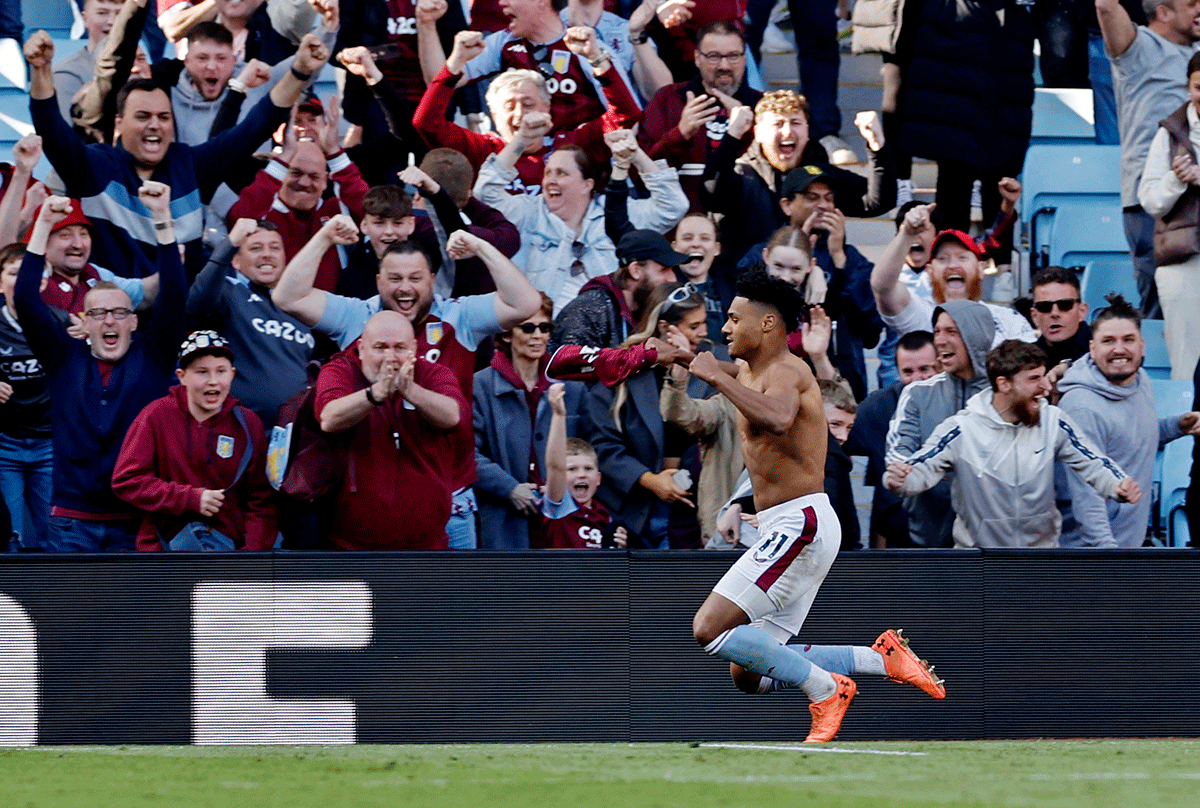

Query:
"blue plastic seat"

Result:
[[22, 0, 76, 39], [1079, 259, 1141, 318], [1021, 144, 1121, 272], [50, 37, 88, 61], [1159, 436, 1193, 547], [1020, 143, 1121, 226], [1142, 320, 1172, 380], [1046, 202, 1129, 269], [1151, 377, 1193, 418], [1030, 88, 1096, 145], [0, 96, 32, 143], [1147, 380, 1193, 544]]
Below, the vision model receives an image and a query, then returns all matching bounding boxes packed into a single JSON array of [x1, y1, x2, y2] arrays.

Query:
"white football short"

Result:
[[711, 492, 841, 642]]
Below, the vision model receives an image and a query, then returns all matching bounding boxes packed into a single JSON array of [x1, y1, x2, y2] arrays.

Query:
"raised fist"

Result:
[[294, 32, 331, 75], [416, 0, 448, 25], [448, 30, 486, 74], [23, 31, 54, 70]]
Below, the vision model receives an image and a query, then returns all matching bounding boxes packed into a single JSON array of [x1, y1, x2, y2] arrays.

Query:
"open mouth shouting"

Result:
[[681, 251, 705, 272], [140, 132, 165, 159], [943, 272, 967, 294], [392, 293, 419, 318]]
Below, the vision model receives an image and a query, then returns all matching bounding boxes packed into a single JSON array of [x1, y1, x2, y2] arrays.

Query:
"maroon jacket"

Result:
[[639, 77, 761, 212], [413, 64, 642, 195], [314, 346, 467, 550], [112, 386, 277, 551], [226, 151, 370, 293], [40, 263, 106, 317]]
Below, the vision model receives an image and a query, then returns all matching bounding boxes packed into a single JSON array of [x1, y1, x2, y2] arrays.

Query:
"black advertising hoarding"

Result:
[[1, 550, 1197, 745]]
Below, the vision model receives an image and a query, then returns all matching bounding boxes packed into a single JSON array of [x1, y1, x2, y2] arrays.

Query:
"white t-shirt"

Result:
[[883, 294, 1036, 347]]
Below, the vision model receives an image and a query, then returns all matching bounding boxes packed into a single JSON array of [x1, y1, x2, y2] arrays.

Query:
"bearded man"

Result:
[[887, 340, 1141, 548]]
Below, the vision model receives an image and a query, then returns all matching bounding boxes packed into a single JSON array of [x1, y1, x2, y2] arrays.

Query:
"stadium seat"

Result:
[[1147, 381, 1195, 545], [1020, 143, 1121, 226], [0, 65, 24, 93], [1143, 320, 1172, 380], [1080, 259, 1141, 318], [1145, 379, 1191, 544], [0, 89, 31, 122], [1045, 202, 1129, 269], [0, 98, 32, 157], [50, 37, 88, 61], [1030, 88, 1095, 145], [1159, 436, 1193, 547], [1152, 377, 1193, 419], [1020, 144, 1121, 274], [22, 0, 76, 39]]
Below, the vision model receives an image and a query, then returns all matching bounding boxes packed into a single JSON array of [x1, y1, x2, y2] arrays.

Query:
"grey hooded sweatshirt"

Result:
[[1057, 356, 1184, 548], [893, 388, 1129, 548], [885, 299, 995, 546]]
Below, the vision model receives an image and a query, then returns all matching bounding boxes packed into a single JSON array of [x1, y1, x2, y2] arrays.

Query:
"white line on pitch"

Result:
[[700, 742, 928, 756]]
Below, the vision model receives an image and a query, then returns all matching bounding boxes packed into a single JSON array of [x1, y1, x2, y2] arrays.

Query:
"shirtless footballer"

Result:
[[688, 267, 945, 743]]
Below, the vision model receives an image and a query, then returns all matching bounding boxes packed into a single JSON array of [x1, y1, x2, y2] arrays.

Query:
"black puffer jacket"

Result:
[[895, 0, 1035, 171]]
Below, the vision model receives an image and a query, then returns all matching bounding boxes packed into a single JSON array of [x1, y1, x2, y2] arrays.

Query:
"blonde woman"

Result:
[[581, 282, 723, 549]]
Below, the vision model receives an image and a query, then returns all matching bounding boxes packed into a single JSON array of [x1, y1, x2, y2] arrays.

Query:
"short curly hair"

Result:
[[736, 265, 806, 334], [754, 90, 808, 119]]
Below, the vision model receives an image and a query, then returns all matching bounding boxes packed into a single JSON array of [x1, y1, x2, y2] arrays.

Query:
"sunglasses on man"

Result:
[[1032, 298, 1079, 314]]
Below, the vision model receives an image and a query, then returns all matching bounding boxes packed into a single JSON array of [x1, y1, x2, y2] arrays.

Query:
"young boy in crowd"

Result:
[[818, 377, 862, 549], [112, 330, 277, 551], [541, 382, 627, 549], [819, 378, 857, 447]]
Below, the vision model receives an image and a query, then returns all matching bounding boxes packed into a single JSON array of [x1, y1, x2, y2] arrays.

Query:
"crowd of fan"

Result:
[[1, 0, 1200, 553]]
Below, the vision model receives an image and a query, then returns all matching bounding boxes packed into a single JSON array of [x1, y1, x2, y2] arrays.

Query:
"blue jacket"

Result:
[[31, 93, 289, 276], [472, 364, 584, 549], [14, 244, 187, 516]]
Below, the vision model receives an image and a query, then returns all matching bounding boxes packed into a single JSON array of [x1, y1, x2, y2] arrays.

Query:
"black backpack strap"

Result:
[[228, 406, 255, 491]]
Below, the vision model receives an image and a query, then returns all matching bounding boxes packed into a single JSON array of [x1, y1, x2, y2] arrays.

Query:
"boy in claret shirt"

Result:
[[541, 382, 627, 550]]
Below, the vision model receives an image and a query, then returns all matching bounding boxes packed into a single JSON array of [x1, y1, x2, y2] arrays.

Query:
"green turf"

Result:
[[4, 740, 1200, 808]]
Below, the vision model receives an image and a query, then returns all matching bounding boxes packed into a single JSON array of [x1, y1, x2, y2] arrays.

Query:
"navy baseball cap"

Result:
[[616, 230, 689, 267]]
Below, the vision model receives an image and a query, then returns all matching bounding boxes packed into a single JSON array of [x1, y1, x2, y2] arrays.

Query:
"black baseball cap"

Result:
[[616, 230, 689, 267], [780, 164, 838, 200]]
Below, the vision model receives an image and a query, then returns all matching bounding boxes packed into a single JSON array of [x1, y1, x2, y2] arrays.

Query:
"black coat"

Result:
[[895, 0, 1035, 171], [583, 362, 718, 546]]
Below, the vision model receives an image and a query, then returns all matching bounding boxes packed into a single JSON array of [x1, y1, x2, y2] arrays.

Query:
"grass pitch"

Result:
[[4, 740, 1200, 808]]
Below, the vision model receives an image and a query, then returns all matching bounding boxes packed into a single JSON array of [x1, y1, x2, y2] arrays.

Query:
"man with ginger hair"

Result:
[[700, 89, 894, 270]]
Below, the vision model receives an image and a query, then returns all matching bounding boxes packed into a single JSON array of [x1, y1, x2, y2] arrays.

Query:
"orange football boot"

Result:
[[873, 628, 946, 699], [804, 673, 857, 743]]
